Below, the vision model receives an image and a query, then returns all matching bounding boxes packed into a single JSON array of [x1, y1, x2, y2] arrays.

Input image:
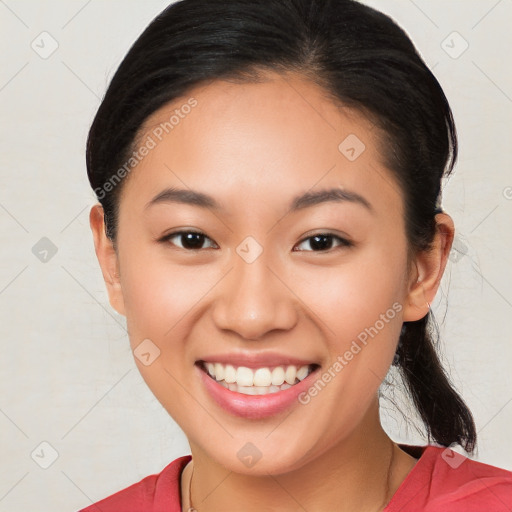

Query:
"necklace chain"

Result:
[[186, 462, 196, 512]]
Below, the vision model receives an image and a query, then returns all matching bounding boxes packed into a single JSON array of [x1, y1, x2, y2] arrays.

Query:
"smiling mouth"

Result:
[[196, 361, 320, 395]]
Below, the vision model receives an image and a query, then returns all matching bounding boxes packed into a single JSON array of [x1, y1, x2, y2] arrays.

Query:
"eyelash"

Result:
[[158, 230, 353, 252]]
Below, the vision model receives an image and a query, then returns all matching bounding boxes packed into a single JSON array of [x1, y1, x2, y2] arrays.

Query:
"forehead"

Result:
[[121, 71, 403, 216]]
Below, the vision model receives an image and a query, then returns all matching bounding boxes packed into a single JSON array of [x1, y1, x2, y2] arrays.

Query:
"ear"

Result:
[[402, 213, 454, 322], [89, 204, 126, 316]]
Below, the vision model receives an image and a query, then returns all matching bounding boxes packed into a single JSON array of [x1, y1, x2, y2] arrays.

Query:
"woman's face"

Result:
[[92, 72, 435, 474]]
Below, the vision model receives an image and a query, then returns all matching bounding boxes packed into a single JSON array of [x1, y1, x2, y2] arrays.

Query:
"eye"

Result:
[[294, 233, 353, 252], [158, 231, 352, 252], [159, 230, 218, 250]]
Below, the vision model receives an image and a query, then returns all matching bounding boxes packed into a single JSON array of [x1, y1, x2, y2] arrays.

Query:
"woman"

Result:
[[81, 0, 512, 510]]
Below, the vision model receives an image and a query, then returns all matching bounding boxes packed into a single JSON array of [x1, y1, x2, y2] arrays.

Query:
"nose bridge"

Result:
[[212, 242, 297, 339]]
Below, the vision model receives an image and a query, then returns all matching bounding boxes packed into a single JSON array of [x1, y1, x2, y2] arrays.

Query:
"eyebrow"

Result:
[[144, 186, 374, 214]]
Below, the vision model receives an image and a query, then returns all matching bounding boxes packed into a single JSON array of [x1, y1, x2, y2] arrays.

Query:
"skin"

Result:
[[90, 71, 455, 511]]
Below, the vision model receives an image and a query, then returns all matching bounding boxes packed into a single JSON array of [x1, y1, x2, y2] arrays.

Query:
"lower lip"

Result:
[[196, 364, 320, 419]]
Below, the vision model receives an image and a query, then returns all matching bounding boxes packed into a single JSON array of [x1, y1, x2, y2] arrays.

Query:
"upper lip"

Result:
[[197, 351, 319, 369]]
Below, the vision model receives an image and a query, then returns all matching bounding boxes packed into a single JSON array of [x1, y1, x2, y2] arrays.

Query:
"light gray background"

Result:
[[0, 1, 511, 511]]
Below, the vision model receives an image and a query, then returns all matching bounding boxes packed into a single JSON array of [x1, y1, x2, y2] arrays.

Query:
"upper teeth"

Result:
[[204, 362, 312, 387]]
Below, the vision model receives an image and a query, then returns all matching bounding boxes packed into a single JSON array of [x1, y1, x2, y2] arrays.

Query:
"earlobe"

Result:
[[402, 213, 454, 322], [89, 204, 126, 316]]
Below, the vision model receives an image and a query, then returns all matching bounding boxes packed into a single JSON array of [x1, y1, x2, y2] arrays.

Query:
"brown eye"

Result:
[[294, 234, 353, 252], [160, 231, 217, 250]]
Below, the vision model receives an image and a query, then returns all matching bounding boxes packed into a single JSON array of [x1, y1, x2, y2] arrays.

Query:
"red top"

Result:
[[78, 445, 512, 511]]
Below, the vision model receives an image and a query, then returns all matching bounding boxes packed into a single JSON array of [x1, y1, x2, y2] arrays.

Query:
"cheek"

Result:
[[119, 247, 225, 354], [300, 251, 405, 332], [117, 250, 208, 418], [120, 246, 187, 327], [290, 255, 405, 436], [293, 242, 407, 377]]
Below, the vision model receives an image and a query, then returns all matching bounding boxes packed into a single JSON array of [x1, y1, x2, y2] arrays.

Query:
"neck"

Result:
[[182, 403, 417, 512]]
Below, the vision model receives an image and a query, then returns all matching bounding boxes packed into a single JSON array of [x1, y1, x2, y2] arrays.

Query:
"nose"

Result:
[[211, 254, 298, 340]]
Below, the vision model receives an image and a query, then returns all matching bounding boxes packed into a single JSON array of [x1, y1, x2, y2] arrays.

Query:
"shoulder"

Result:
[[387, 445, 512, 512], [426, 446, 512, 511], [77, 455, 191, 512]]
